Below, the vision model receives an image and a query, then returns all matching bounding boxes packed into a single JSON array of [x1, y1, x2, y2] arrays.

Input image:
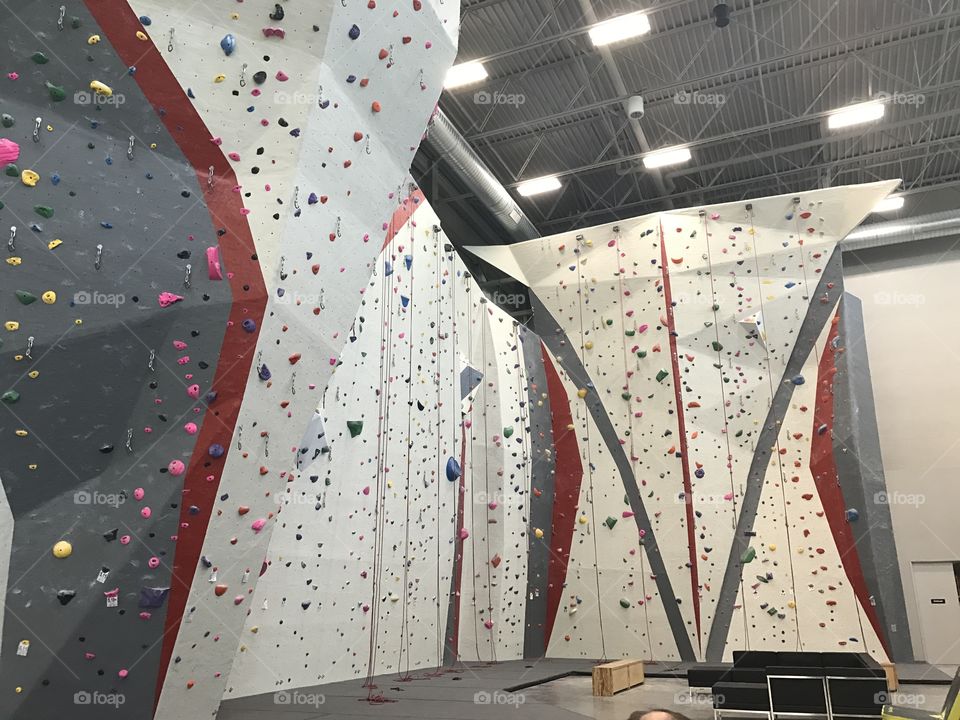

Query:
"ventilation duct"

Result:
[[843, 209, 960, 252], [423, 110, 541, 242]]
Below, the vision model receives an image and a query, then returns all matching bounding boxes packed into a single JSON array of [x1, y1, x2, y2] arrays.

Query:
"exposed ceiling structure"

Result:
[[414, 0, 960, 243]]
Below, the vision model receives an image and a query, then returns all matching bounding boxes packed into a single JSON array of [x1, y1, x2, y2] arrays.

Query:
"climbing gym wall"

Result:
[[223, 191, 531, 697], [468, 180, 910, 663], [0, 1, 458, 718]]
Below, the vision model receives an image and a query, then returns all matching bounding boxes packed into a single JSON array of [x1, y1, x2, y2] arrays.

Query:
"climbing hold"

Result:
[[845, 508, 859, 522], [45, 81, 66, 102], [349, 24, 361, 40], [220, 34, 237, 56], [270, 3, 285, 20], [503, 426, 514, 438], [34, 205, 54, 218], [604, 516, 618, 529], [619, 598, 631, 608], [253, 70, 267, 85], [0, 138, 19, 163], [21, 169, 39, 186], [158, 292, 183, 307], [52, 541, 72, 558], [242, 319, 257, 333], [656, 369, 669, 382], [1, 390, 20, 404], [89, 80, 113, 97], [168, 459, 186, 476], [347, 420, 363, 438], [15, 290, 37, 305], [741, 546, 756, 563], [31, 51, 49, 64], [445, 457, 461, 481]]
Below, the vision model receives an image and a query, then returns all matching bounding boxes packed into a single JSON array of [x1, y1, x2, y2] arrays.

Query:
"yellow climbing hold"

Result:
[[89, 80, 113, 97], [4, 321, 19, 331], [577, 388, 588, 399], [21, 169, 39, 187], [28, 371, 39, 379], [578, 515, 589, 524], [48, 239, 62, 250], [87, 34, 101, 44], [787, 600, 796, 609], [150, 143, 157, 150], [74, 319, 83, 326], [28, 464, 37, 470], [42, 291, 56, 304], [534, 528, 544, 539], [46, 125, 53, 133], [5, 257, 21, 266], [136, 30, 148, 41], [52, 541, 72, 558], [214, 74, 226, 83], [15, 429, 28, 437], [768, 543, 777, 551], [584, 340, 594, 350]]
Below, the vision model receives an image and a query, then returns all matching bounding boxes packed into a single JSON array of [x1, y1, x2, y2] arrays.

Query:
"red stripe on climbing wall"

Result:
[[82, 2, 269, 705], [449, 418, 469, 660], [382, 189, 426, 251], [658, 221, 702, 650], [541, 344, 584, 649], [810, 310, 890, 656]]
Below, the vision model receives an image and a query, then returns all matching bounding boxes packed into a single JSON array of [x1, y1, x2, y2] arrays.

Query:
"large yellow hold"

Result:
[[89, 80, 113, 97], [52, 541, 72, 558], [21, 169, 39, 187]]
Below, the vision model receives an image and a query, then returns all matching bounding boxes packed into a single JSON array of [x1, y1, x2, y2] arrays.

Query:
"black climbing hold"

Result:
[[270, 3, 284, 20]]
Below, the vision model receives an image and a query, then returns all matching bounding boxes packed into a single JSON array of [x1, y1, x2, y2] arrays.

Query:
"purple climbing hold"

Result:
[[349, 24, 361, 40], [242, 318, 257, 333], [208, 443, 225, 458], [308, 192, 318, 205], [258, 363, 271, 381]]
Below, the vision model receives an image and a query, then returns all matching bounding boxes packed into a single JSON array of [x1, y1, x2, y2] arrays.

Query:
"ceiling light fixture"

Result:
[[827, 100, 885, 130], [444, 61, 488, 89], [873, 196, 904, 213], [643, 146, 692, 169], [517, 176, 562, 197], [589, 11, 651, 46]]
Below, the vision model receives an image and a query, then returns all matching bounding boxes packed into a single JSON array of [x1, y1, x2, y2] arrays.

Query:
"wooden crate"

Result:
[[592, 659, 645, 696], [881, 662, 899, 692]]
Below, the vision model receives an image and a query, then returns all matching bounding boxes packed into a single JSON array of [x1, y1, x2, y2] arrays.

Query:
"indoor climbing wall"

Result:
[[468, 180, 904, 663], [222, 192, 531, 698], [0, 0, 458, 718]]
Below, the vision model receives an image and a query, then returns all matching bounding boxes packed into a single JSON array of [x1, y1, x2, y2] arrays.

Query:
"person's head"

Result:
[[628, 710, 693, 720]]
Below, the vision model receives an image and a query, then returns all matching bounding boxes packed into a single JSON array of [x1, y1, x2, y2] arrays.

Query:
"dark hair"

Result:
[[629, 710, 693, 720]]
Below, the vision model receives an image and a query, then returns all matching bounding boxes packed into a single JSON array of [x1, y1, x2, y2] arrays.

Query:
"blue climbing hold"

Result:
[[258, 364, 271, 381], [242, 319, 257, 333], [404, 255, 413, 270], [208, 443, 225, 458], [384, 260, 393, 276], [790, 375, 805, 385], [308, 192, 318, 205], [845, 508, 859, 522], [694, 467, 705, 479], [139, 15, 152, 25], [401, 295, 410, 308], [348, 24, 360, 40], [220, 33, 237, 56], [446, 457, 462, 482]]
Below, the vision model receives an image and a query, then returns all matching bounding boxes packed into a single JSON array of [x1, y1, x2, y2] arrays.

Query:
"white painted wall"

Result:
[[844, 239, 960, 663]]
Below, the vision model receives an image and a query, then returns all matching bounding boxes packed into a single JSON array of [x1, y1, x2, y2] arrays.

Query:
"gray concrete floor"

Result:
[[217, 660, 954, 720]]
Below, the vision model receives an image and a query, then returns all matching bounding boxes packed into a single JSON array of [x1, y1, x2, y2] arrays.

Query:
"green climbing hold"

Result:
[[45, 81, 66, 102], [767, 607, 778, 616], [735, 429, 743, 437], [655, 369, 669, 382], [619, 598, 631, 609], [324, 478, 332, 486], [34, 205, 54, 219], [31, 52, 50, 64], [16, 290, 37, 305], [741, 546, 756, 564], [625, 329, 636, 336], [756, 574, 769, 584], [712, 341, 723, 351], [5, 163, 19, 177], [604, 516, 618, 529], [346, 420, 363, 438], [1, 390, 19, 404], [503, 426, 514, 438], [1, 113, 13, 128], [621, 392, 631, 400], [605, 319, 613, 326], [712, 303, 720, 311], [637, 350, 647, 359]]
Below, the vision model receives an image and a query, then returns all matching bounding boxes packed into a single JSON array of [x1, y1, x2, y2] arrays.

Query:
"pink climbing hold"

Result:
[[186, 384, 200, 399], [118, 669, 128, 679], [459, 528, 469, 540], [184, 422, 198, 434], [158, 292, 184, 307], [483, 619, 494, 629], [120, 535, 131, 545], [133, 487, 145, 500], [250, 518, 266, 533], [168, 459, 186, 476], [148, 556, 160, 568], [0, 138, 19, 164], [206, 246, 223, 280], [233, 595, 245, 605], [141, 507, 152, 519], [228, 152, 240, 161], [275, 70, 289, 81]]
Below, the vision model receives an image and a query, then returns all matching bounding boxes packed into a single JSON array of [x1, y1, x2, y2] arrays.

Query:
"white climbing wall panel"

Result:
[[225, 194, 530, 697], [467, 180, 898, 663], [126, 2, 462, 717]]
